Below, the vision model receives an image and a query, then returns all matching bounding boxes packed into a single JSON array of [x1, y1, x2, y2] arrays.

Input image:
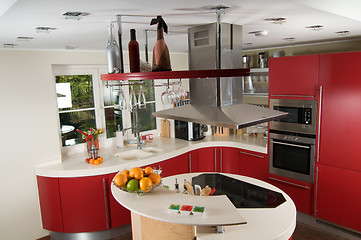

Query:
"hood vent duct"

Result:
[[153, 12, 287, 129]]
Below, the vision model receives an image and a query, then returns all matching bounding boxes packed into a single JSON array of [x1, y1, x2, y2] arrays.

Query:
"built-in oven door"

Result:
[[269, 132, 315, 183]]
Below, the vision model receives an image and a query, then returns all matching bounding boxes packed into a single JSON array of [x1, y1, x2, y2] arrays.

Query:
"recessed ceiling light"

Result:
[[62, 12, 89, 20], [283, 37, 296, 41], [248, 30, 268, 37], [4, 43, 17, 48], [335, 30, 350, 36], [17, 36, 34, 41], [306, 25, 324, 31], [264, 17, 287, 24], [35, 27, 56, 33]]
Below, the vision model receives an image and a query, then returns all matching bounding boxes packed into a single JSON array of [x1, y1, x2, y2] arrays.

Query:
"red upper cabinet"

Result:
[[37, 176, 64, 232], [316, 165, 361, 232], [269, 55, 319, 98], [318, 51, 361, 171], [59, 175, 109, 233]]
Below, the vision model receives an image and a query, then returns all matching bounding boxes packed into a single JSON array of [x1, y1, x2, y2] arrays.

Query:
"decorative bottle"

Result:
[[106, 22, 120, 73], [128, 29, 140, 73], [150, 16, 171, 71]]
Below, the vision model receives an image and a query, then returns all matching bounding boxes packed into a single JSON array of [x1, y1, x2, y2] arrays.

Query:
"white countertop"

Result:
[[111, 172, 296, 240], [35, 135, 267, 178]]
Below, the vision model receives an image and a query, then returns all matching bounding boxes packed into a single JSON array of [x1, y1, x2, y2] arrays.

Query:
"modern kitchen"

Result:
[[1, 1, 361, 240]]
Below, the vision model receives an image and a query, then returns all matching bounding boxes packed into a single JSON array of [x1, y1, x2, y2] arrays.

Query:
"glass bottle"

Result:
[[106, 22, 120, 73], [151, 16, 171, 71], [128, 29, 140, 73]]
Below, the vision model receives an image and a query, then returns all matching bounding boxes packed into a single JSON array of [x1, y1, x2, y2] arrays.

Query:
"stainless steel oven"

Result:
[[269, 132, 316, 183], [269, 99, 317, 135]]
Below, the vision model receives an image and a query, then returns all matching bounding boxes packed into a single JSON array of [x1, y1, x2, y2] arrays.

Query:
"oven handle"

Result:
[[270, 140, 310, 149], [269, 177, 310, 189]]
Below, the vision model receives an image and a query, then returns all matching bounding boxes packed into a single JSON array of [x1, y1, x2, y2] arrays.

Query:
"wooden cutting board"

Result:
[[161, 119, 170, 138]]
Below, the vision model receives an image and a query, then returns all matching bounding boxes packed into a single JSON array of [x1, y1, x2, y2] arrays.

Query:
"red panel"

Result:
[[221, 147, 240, 174], [269, 55, 319, 98], [239, 150, 268, 181], [316, 165, 361, 232], [59, 175, 108, 233], [107, 172, 131, 228], [37, 176, 64, 232], [268, 174, 313, 215], [143, 154, 189, 178], [318, 51, 361, 171], [196, 147, 216, 172]]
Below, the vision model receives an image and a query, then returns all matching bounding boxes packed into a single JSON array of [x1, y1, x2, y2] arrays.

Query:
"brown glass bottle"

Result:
[[128, 29, 140, 73], [152, 17, 171, 71]]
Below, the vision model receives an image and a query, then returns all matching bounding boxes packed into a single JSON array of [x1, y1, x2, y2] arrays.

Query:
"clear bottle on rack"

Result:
[[150, 16, 171, 72], [128, 29, 140, 73], [106, 22, 120, 73]]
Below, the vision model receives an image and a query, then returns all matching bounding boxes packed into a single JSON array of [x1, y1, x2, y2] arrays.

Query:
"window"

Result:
[[53, 65, 157, 149]]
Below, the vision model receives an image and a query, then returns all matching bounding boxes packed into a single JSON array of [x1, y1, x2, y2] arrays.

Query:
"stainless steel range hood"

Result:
[[153, 20, 287, 129]]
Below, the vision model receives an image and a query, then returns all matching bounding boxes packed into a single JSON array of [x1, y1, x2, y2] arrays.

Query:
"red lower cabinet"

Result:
[[145, 153, 191, 177], [239, 150, 268, 181], [268, 174, 314, 215], [220, 147, 240, 174], [316, 165, 361, 232], [37, 176, 64, 232], [59, 175, 109, 233], [107, 172, 131, 228]]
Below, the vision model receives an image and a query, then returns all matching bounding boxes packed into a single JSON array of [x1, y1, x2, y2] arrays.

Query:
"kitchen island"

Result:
[[111, 172, 296, 240]]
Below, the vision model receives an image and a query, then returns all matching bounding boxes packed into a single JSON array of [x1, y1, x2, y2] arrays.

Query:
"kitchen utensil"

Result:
[[184, 180, 194, 195], [200, 185, 211, 196]]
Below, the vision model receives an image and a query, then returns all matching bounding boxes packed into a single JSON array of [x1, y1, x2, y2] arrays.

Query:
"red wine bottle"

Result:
[[150, 16, 171, 71], [128, 29, 140, 73]]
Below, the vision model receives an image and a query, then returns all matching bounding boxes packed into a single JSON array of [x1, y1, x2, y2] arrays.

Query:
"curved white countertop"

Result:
[[35, 135, 267, 178], [111, 173, 296, 240]]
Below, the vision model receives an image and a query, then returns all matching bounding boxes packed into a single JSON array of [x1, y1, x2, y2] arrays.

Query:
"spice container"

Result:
[[192, 206, 205, 215], [179, 205, 193, 215]]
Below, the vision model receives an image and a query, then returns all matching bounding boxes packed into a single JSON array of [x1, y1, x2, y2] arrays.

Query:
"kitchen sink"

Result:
[[114, 149, 152, 160], [141, 147, 163, 153]]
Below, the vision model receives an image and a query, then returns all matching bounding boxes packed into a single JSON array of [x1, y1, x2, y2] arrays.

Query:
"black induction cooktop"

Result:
[[192, 173, 286, 208]]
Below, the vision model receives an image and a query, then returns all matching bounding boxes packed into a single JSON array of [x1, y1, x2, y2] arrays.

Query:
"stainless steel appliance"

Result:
[[174, 120, 206, 141], [269, 131, 316, 183], [269, 98, 317, 183], [269, 99, 317, 135]]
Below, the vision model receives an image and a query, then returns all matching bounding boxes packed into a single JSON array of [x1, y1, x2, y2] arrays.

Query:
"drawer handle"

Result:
[[239, 151, 264, 158], [269, 177, 310, 189]]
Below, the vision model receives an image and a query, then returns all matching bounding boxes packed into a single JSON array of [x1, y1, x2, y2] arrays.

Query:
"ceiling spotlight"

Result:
[[35, 26, 56, 33], [17, 36, 34, 41], [249, 30, 268, 37], [264, 17, 287, 24], [336, 30, 350, 36], [4, 43, 17, 48], [306, 25, 324, 31], [283, 37, 296, 41], [63, 12, 89, 20]]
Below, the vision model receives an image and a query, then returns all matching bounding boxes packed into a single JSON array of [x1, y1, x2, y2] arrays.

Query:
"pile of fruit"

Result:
[[113, 167, 161, 193], [86, 156, 103, 165]]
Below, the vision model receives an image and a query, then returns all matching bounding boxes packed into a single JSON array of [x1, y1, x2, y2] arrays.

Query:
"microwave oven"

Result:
[[174, 120, 206, 141]]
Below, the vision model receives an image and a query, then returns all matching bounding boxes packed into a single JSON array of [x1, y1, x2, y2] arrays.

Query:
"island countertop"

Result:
[[35, 135, 267, 178]]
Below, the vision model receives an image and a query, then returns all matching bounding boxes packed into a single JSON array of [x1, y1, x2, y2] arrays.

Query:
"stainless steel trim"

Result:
[[317, 86, 323, 163], [220, 149, 223, 173], [314, 166, 319, 216], [240, 151, 264, 158], [214, 148, 217, 172], [269, 177, 310, 189], [271, 140, 310, 149], [189, 153, 192, 173], [270, 94, 315, 98], [102, 178, 110, 229]]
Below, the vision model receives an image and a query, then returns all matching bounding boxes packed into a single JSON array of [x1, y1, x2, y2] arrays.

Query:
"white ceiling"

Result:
[[1, 0, 361, 53]]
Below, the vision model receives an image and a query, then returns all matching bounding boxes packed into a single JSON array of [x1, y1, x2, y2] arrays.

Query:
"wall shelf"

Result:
[[101, 68, 250, 81]]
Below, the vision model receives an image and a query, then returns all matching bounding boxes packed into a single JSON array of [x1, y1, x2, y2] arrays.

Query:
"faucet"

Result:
[[122, 108, 144, 149]]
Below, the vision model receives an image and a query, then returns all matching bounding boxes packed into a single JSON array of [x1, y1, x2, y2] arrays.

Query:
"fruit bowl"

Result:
[[113, 180, 162, 195]]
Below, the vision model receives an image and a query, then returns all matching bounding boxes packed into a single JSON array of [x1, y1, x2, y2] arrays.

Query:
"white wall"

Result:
[[0, 49, 187, 240]]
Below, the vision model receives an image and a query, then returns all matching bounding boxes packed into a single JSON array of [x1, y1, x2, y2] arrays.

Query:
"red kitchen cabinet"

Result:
[[107, 172, 131, 228], [145, 153, 191, 177], [268, 174, 313, 215], [239, 150, 268, 181], [59, 175, 109, 233], [195, 147, 240, 174], [318, 51, 361, 172], [269, 55, 319, 98], [315, 165, 361, 232], [37, 176, 64, 232]]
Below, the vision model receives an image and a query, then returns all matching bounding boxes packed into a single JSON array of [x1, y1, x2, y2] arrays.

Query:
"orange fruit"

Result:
[[148, 173, 161, 185], [97, 157, 103, 163], [114, 173, 128, 188], [93, 160, 100, 165], [144, 167, 153, 176], [139, 177, 154, 192], [129, 167, 144, 180], [120, 169, 130, 178], [89, 158, 94, 164]]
